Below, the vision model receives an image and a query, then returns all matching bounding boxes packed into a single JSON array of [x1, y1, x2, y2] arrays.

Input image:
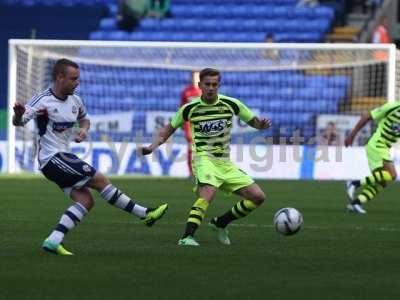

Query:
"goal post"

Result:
[[7, 39, 398, 174]]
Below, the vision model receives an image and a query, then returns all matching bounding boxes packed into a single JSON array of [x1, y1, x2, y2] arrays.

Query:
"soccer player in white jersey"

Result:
[[12, 59, 168, 255]]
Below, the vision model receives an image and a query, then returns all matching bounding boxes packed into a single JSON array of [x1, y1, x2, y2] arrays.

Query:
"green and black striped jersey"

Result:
[[369, 101, 400, 148], [171, 94, 255, 158]]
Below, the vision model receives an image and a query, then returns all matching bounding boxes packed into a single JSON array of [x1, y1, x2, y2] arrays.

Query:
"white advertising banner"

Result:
[[234, 145, 303, 179], [3, 141, 400, 180], [89, 111, 135, 132], [313, 146, 370, 180], [314, 145, 400, 180]]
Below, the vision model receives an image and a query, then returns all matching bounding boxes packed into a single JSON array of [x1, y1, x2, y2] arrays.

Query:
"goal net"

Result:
[[7, 40, 397, 173]]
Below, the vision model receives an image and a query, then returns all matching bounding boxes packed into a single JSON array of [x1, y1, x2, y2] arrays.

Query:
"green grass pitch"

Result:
[[1, 176, 399, 300]]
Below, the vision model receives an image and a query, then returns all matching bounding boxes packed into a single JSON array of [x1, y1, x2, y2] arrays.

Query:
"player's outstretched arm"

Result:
[[345, 112, 372, 147], [139, 123, 177, 155], [247, 117, 272, 130]]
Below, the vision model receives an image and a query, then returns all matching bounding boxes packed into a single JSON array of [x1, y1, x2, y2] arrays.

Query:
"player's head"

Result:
[[199, 68, 220, 102], [265, 33, 274, 43], [52, 58, 80, 96]]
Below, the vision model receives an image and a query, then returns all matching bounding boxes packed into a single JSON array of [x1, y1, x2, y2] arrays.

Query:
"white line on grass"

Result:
[[6, 219, 400, 233]]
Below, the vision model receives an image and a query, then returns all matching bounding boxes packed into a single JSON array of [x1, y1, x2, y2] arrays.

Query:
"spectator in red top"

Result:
[[180, 71, 201, 176], [372, 17, 391, 44], [372, 17, 391, 61]]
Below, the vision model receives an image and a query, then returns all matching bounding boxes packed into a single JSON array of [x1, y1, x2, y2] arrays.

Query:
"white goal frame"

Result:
[[7, 39, 397, 173]]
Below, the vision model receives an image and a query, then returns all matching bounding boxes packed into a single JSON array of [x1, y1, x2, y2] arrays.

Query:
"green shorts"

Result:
[[192, 156, 254, 193], [366, 144, 392, 171]]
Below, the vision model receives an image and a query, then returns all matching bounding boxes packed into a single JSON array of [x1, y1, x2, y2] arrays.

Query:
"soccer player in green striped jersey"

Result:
[[140, 68, 271, 246], [345, 101, 399, 214]]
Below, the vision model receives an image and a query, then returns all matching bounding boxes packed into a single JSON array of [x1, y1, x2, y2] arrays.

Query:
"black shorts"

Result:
[[41, 152, 97, 194]]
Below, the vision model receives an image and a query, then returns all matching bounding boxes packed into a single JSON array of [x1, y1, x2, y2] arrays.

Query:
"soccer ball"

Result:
[[273, 207, 303, 236]]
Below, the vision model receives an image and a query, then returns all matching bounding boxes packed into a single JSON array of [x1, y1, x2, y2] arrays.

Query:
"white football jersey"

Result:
[[21, 87, 89, 168]]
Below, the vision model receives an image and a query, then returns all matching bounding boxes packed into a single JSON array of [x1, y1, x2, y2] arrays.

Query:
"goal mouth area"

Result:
[[7, 40, 397, 173]]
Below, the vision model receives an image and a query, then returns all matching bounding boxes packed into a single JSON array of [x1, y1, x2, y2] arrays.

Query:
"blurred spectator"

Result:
[[180, 71, 201, 176], [319, 121, 340, 145], [372, 16, 391, 44], [263, 33, 279, 60], [372, 17, 391, 64], [297, 0, 319, 7], [148, 0, 171, 18], [117, 0, 149, 31]]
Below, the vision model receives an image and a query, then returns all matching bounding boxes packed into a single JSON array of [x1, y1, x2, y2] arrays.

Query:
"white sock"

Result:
[[100, 184, 147, 218], [47, 202, 88, 244]]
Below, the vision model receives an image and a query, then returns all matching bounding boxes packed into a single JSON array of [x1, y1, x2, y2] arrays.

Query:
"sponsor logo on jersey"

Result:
[[82, 164, 92, 173], [198, 119, 227, 136], [52, 122, 75, 132], [72, 105, 78, 114], [391, 123, 400, 135]]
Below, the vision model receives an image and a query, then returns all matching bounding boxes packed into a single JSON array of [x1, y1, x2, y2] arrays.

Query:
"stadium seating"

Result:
[[0, 0, 115, 5], [91, 1, 335, 43], [83, 1, 342, 143], [78, 63, 350, 143]]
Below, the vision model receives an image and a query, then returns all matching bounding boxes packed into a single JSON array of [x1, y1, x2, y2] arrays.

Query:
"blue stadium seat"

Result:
[[218, 19, 240, 32], [266, 112, 314, 127], [273, 33, 292, 42], [182, 4, 208, 17], [307, 75, 333, 87], [101, 30, 131, 41], [327, 76, 351, 87], [89, 31, 106, 40], [208, 32, 230, 42], [138, 18, 161, 31], [239, 19, 259, 32], [207, 4, 235, 18], [200, 19, 219, 31], [296, 32, 323, 42], [262, 99, 287, 111], [276, 88, 295, 100], [270, 6, 290, 18], [169, 5, 187, 18], [281, 20, 304, 32], [130, 31, 153, 41], [294, 88, 319, 100], [178, 19, 198, 31], [313, 6, 335, 20], [245, 99, 264, 109], [230, 4, 249, 18], [260, 20, 281, 33], [99, 18, 117, 31], [291, 7, 314, 18], [321, 87, 347, 102], [242, 4, 271, 19]]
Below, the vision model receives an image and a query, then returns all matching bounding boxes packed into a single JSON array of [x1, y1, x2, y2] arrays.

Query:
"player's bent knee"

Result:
[[88, 172, 111, 191], [72, 188, 95, 211], [198, 185, 217, 202], [80, 198, 95, 211], [251, 192, 266, 205]]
